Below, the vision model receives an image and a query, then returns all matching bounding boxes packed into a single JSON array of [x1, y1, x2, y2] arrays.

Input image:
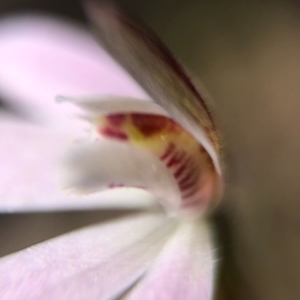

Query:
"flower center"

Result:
[[95, 112, 220, 215]]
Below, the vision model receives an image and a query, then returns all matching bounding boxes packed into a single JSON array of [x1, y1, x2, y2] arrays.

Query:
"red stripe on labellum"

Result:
[[160, 142, 175, 160], [178, 173, 193, 187], [179, 176, 198, 193], [173, 158, 189, 179], [131, 114, 168, 137], [100, 128, 128, 141], [182, 185, 199, 199], [166, 151, 185, 168], [106, 114, 126, 127], [178, 163, 196, 184], [178, 168, 198, 190]]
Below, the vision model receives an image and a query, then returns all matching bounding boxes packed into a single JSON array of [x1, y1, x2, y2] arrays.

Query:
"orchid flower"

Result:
[[0, 2, 224, 299]]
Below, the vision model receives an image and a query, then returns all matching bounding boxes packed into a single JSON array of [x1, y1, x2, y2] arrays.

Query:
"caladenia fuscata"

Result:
[[0, 1, 225, 299]]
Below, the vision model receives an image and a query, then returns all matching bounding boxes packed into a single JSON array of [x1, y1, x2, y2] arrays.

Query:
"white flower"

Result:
[[0, 3, 223, 299]]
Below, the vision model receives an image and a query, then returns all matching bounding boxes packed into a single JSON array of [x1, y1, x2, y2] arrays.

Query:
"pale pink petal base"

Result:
[[0, 121, 155, 212], [0, 213, 177, 300], [126, 218, 216, 300]]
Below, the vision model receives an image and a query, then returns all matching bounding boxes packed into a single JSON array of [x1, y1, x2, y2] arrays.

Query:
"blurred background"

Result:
[[1, 0, 300, 299]]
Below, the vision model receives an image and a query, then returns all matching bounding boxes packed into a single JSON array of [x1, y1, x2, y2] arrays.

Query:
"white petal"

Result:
[[62, 140, 182, 214], [0, 213, 177, 300], [0, 121, 155, 212], [0, 15, 148, 127], [126, 218, 216, 300], [57, 95, 169, 117]]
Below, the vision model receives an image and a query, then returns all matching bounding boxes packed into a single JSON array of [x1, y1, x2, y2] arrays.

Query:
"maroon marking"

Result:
[[166, 151, 185, 168], [131, 114, 168, 137], [160, 142, 175, 160], [182, 185, 199, 199], [178, 171, 194, 187], [178, 167, 199, 190], [174, 157, 192, 180], [179, 176, 198, 192], [100, 128, 128, 141], [106, 114, 126, 127], [178, 162, 197, 184], [173, 158, 189, 180]]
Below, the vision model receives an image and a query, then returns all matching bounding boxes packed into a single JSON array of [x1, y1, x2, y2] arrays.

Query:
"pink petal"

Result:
[[126, 219, 216, 300], [0, 15, 148, 126], [0, 213, 177, 299], [0, 121, 155, 212]]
